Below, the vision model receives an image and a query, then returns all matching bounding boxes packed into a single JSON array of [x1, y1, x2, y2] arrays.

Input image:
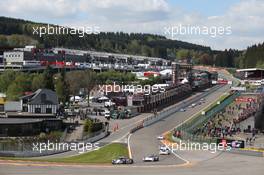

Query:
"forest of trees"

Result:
[[0, 16, 263, 69], [0, 16, 210, 59], [0, 67, 138, 103]]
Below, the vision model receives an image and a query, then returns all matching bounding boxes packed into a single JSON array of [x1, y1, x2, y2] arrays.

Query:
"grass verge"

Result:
[[0, 143, 129, 164]]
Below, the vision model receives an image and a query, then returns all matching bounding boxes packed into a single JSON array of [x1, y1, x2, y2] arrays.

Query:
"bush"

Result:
[[84, 119, 93, 133], [84, 119, 103, 133]]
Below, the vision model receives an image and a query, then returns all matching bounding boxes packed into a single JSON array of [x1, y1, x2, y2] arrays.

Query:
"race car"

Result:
[[157, 135, 164, 140], [143, 154, 159, 162], [179, 108, 186, 112], [112, 157, 134, 164], [159, 146, 170, 155]]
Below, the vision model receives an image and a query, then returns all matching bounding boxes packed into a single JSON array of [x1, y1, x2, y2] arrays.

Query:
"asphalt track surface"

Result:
[[0, 152, 263, 175], [129, 84, 230, 165]]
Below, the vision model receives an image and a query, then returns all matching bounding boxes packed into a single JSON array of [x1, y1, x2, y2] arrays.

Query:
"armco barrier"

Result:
[[130, 122, 144, 133]]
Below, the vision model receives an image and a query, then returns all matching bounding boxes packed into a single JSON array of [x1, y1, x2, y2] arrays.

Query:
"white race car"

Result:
[[143, 154, 159, 162], [179, 108, 186, 112], [159, 146, 170, 155], [112, 157, 134, 164], [157, 135, 164, 140]]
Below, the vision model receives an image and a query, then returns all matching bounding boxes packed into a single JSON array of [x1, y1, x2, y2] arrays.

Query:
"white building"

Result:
[[4, 51, 24, 65]]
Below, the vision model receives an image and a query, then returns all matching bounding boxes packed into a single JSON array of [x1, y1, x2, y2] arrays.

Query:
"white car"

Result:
[[143, 154, 159, 162], [104, 100, 116, 107], [157, 135, 164, 140], [179, 108, 186, 112], [190, 103, 196, 108], [159, 145, 169, 150], [104, 111, 110, 118], [159, 148, 170, 155]]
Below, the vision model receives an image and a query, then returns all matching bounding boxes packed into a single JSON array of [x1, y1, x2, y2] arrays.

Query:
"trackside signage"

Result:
[[231, 87, 246, 91]]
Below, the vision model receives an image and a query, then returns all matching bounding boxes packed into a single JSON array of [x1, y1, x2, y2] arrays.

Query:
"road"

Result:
[[129, 84, 231, 165], [0, 152, 263, 175], [36, 86, 218, 159]]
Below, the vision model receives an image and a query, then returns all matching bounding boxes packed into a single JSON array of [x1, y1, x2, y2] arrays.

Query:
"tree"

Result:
[[82, 70, 97, 107], [84, 119, 93, 133], [176, 49, 190, 59], [199, 53, 213, 65], [65, 71, 83, 99], [0, 35, 8, 47], [6, 73, 31, 100], [43, 66, 54, 90], [55, 71, 70, 105], [31, 74, 45, 91], [0, 70, 17, 92], [128, 40, 141, 54], [6, 82, 23, 100]]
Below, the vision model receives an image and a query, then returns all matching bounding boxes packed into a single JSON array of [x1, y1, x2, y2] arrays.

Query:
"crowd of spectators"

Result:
[[192, 95, 263, 140]]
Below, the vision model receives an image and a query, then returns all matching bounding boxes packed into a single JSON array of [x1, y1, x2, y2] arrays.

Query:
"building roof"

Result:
[[20, 88, 58, 105]]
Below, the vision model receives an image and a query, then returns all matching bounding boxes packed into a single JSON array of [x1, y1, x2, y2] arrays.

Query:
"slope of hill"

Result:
[[0, 16, 211, 59], [0, 16, 263, 69]]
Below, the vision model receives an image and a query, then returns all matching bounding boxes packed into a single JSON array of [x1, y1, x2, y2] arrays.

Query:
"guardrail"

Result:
[[130, 122, 144, 134]]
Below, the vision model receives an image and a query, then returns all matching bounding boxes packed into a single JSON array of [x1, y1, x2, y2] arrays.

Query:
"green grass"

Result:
[[0, 143, 129, 164], [165, 132, 175, 143], [51, 143, 128, 163]]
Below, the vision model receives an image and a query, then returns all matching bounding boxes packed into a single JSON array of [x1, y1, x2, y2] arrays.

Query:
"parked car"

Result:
[[104, 100, 116, 107], [143, 154, 159, 162], [112, 157, 134, 164], [104, 110, 110, 118]]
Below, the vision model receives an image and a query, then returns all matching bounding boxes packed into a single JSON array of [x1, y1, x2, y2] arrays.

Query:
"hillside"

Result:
[[0, 16, 263, 69], [0, 16, 211, 60]]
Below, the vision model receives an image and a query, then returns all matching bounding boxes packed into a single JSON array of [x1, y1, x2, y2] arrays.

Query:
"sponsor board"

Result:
[[217, 138, 245, 148], [231, 86, 246, 91], [212, 80, 232, 85], [235, 97, 256, 102]]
